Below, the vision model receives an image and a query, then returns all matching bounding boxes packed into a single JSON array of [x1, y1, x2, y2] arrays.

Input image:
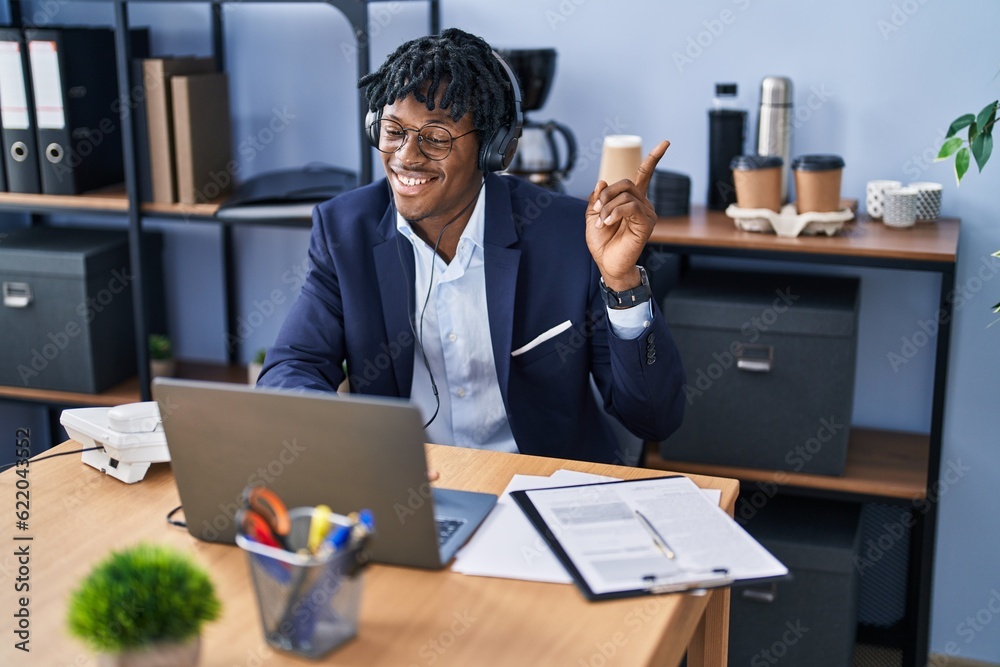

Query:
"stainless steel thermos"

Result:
[[755, 76, 794, 204]]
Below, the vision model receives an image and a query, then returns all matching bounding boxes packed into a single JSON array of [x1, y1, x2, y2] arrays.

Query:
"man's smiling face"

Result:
[[379, 90, 483, 227]]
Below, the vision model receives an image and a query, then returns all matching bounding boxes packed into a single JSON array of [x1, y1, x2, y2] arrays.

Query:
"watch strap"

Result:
[[600, 266, 652, 310]]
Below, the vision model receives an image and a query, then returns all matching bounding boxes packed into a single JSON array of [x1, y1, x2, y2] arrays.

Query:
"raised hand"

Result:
[[586, 140, 670, 291]]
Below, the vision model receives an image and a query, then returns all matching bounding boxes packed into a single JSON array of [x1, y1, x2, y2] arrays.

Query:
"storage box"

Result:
[[0, 227, 136, 393], [661, 269, 859, 475], [730, 496, 862, 667]]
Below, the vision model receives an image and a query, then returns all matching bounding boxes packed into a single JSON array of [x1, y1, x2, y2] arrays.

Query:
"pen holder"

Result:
[[236, 507, 367, 659]]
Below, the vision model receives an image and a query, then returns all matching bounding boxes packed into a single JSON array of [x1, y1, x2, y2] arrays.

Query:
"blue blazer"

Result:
[[258, 173, 685, 464]]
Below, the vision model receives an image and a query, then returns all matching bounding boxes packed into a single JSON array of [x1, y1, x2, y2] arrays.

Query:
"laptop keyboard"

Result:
[[436, 517, 467, 546]]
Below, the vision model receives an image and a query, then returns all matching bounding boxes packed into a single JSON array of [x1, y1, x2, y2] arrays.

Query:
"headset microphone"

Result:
[[390, 181, 484, 430]]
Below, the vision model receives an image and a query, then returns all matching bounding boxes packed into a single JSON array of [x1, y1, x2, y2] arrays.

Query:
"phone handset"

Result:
[[107, 401, 162, 434]]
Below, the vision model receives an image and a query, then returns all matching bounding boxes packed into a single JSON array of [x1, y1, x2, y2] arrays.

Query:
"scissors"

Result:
[[241, 486, 291, 550], [236, 508, 282, 549]]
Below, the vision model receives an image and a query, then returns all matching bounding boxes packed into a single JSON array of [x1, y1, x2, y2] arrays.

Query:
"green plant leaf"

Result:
[[946, 114, 975, 138], [968, 122, 978, 144], [936, 136, 963, 161], [972, 132, 993, 172], [954, 147, 970, 184], [976, 100, 998, 134]]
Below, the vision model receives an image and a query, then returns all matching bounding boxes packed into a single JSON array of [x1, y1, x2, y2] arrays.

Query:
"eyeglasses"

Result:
[[370, 118, 477, 161]]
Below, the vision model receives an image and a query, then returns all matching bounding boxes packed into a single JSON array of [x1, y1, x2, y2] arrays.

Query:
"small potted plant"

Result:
[[248, 348, 266, 386], [148, 334, 175, 379], [67, 543, 221, 666]]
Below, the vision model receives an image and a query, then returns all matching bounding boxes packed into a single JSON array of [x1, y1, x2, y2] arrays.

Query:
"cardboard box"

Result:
[[731, 495, 862, 667], [0, 227, 136, 393], [661, 269, 859, 475]]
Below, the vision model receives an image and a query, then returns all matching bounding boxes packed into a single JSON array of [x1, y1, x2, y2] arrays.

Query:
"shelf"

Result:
[[650, 206, 959, 270], [645, 427, 930, 501], [0, 360, 249, 407], [0, 186, 311, 226], [143, 198, 223, 219], [0, 186, 223, 219], [0, 187, 129, 215]]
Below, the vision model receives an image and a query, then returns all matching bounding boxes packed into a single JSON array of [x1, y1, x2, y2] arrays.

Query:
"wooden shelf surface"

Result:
[[0, 187, 129, 212], [0, 360, 248, 407], [650, 206, 959, 266], [646, 428, 930, 500], [0, 186, 222, 217]]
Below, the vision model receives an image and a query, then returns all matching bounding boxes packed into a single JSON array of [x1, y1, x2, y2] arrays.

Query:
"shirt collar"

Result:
[[395, 183, 487, 252]]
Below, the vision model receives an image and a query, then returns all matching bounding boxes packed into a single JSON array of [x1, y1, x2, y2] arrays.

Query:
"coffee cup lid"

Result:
[[730, 154, 783, 170], [791, 154, 845, 171]]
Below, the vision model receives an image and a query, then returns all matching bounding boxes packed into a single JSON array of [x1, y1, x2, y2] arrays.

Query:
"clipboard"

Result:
[[510, 475, 788, 601]]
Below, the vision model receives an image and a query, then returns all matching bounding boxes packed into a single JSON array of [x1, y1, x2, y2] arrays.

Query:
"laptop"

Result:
[[152, 378, 497, 569]]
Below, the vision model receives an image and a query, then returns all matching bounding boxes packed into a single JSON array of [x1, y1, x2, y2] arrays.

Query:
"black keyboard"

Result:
[[436, 517, 466, 546]]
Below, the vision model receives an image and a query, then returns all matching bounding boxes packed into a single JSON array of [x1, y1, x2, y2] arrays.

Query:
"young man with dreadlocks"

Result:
[[258, 28, 685, 465]]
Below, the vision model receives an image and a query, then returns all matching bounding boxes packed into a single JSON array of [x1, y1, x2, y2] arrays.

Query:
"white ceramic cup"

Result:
[[907, 182, 943, 222], [882, 187, 918, 228], [865, 180, 902, 219]]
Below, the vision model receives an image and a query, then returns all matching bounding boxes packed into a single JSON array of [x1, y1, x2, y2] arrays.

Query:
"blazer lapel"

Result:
[[373, 205, 415, 397], [483, 174, 521, 402]]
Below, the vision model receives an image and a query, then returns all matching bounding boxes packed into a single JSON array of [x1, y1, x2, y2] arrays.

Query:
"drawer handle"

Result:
[[736, 343, 773, 373], [3, 281, 32, 308], [741, 583, 777, 603]]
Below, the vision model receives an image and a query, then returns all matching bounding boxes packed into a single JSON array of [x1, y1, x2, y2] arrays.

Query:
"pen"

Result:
[[307, 504, 334, 553], [635, 510, 675, 560]]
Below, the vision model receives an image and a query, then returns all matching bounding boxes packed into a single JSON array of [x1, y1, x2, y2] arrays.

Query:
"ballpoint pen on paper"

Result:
[[635, 510, 676, 560]]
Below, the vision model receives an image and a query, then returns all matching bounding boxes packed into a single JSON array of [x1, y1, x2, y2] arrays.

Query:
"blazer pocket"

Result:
[[511, 320, 574, 366]]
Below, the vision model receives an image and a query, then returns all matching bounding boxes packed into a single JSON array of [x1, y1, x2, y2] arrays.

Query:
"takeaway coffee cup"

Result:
[[792, 154, 845, 214], [730, 155, 783, 212], [597, 135, 643, 186]]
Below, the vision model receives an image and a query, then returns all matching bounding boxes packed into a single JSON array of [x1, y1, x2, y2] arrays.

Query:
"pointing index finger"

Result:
[[634, 140, 671, 195]]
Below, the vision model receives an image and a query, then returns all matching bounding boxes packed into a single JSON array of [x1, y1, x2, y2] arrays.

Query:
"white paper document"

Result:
[[451, 470, 617, 583], [452, 470, 723, 585], [512, 475, 787, 598]]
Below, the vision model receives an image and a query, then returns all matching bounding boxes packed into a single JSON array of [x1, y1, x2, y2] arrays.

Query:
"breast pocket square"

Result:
[[511, 320, 573, 357]]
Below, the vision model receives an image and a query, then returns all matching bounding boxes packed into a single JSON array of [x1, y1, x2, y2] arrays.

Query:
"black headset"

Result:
[[365, 50, 522, 173]]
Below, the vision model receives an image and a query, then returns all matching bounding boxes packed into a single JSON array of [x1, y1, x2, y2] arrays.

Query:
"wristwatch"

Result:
[[600, 265, 652, 310]]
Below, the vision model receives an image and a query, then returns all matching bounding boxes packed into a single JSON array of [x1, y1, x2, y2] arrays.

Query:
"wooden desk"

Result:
[[1, 441, 738, 666]]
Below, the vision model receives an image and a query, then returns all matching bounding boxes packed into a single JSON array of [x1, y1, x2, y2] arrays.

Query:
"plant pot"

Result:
[[98, 635, 201, 667], [247, 361, 263, 386], [150, 359, 175, 379]]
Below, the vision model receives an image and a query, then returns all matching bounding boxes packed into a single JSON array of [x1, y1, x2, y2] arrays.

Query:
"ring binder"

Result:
[[27, 28, 137, 195], [0, 31, 39, 193]]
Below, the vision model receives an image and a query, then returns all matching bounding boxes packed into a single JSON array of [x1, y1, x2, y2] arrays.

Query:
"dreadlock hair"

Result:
[[358, 28, 513, 144]]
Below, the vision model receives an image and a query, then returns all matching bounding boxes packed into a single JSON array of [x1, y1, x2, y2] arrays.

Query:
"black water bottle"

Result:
[[707, 83, 747, 210]]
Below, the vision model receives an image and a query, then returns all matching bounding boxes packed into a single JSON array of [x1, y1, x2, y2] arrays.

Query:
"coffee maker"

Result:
[[499, 48, 577, 192]]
